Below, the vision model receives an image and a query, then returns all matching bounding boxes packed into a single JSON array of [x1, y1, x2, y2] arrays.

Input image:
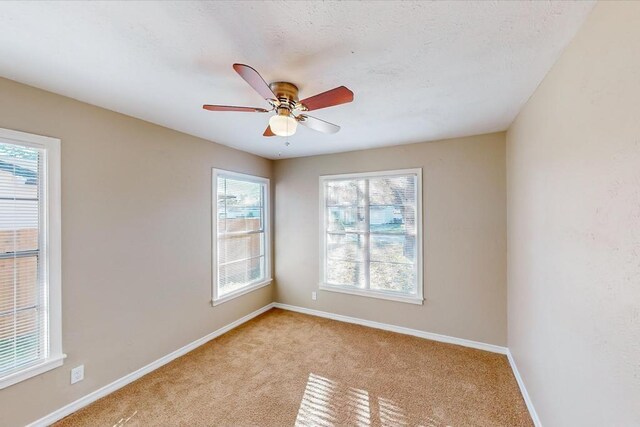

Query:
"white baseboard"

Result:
[[273, 302, 508, 354], [507, 349, 542, 427], [28, 303, 276, 427], [274, 303, 543, 423], [29, 302, 539, 427]]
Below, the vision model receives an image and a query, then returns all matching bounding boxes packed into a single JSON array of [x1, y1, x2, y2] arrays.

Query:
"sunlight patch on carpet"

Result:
[[112, 410, 138, 427], [295, 373, 447, 427]]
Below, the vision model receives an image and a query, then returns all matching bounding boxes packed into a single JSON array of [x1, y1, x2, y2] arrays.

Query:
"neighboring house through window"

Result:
[[212, 169, 271, 305], [0, 128, 63, 389], [319, 169, 423, 304]]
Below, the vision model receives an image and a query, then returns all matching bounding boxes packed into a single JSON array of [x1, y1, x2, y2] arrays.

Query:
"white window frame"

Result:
[[319, 168, 423, 305], [212, 169, 271, 306], [0, 127, 64, 390]]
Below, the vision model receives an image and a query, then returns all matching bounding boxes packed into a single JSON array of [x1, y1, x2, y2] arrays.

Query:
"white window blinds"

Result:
[[0, 142, 46, 376], [320, 169, 423, 304], [213, 170, 271, 304], [0, 129, 62, 390]]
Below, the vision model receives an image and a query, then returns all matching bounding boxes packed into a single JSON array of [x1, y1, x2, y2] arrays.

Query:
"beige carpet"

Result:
[[55, 309, 532, 426]]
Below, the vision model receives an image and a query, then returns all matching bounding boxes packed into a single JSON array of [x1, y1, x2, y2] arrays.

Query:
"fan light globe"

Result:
[[269, 115, 298, 137]]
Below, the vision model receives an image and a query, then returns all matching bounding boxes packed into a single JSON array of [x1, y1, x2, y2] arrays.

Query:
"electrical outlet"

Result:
[[71, 365, 84, 384], [312, 291, 317, 301]]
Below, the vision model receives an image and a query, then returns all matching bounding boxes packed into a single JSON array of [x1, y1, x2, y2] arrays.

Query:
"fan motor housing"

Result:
[[269, 82, 299, 103]]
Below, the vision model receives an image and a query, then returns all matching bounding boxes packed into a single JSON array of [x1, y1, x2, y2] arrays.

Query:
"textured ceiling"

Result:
[[0, 1, 594, 159]]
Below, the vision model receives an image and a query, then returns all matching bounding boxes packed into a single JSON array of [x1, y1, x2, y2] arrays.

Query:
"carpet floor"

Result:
[[55, 308, 532, 426]]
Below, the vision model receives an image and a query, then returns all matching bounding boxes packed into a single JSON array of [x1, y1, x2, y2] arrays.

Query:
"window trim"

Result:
[[0, 127, 64, 390], [318, 168, 424, 305], [211, 169, 271, 306]]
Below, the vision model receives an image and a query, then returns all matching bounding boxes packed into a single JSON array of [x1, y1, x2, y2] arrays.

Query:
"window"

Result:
[[212, 169, 271, 305], [320, 169, 423, 304], [0, 128, 63, 389]]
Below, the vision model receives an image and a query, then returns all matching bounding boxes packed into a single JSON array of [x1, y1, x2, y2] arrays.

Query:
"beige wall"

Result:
[[0, 77, 274, 426], [274, 133, 507, 346], [506, 2, 640, 425]]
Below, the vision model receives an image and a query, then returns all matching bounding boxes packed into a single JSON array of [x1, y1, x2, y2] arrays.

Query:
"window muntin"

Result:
[[0, 128, 63, 389], [213, 170, 270, 304], [320, 169, 423, 304]]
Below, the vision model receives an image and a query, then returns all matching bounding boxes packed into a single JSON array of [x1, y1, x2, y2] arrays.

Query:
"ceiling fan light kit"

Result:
[[269, 114, 297, 137], [203, 64, 353, 139]]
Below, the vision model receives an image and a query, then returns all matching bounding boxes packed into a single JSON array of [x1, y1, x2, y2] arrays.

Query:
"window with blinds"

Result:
[[212, 169, 271, 305], [0, 128, 62, 390], [320, 169, 423, 304]]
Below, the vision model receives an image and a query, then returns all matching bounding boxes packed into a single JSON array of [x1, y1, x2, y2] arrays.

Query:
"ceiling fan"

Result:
[[203, 64, 354, 137]]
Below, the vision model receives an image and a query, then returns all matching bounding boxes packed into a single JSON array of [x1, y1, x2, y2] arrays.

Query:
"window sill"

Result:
[[319, 283, 424, 305], [212, 279, 273, 306], [0, 353, 66, 390]]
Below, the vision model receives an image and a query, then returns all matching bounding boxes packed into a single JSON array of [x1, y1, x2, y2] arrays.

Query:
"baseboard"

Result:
[[27, 302, 276, 427], [273, 303, 543, 422], [273, 302, 508, 354], [29, 302, 538, 426], [507, 349, 542, 427]]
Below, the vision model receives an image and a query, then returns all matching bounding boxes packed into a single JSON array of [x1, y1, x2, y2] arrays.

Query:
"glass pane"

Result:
[[14, 308, 41, 361], [326, 259, 365, 288], [369, 175, 416, 206], [218, 177, 262, 207], [0, 143, 42, 375], [0, 257, 39, 312], [218, 256, 264, 297], [0, 259, 12, 314], [370, 235, 416, 264], [0, 143, 39, 200], [218, 233, 263, 265], [327, 233, 364, 262], [217, 175, 264, 233], [0, 200, 39, 252], [0, 308, 40, 373], [0, 140, 40, 254], [327, 206, 365, 233], [218, 207, 263, 233], [326, 179, 364, 206], [370, 262, 416, 294], [0, 228, 38, 254], [370, 205, 415, 234], [0, 315, 15, 371]]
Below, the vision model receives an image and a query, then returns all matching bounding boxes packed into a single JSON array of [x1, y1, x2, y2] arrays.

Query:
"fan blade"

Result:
[[233, 63, 276, 100], [297, 114, 340, 134], [263, 125, 275, 137], [203, 105, 269, 113], [299, 86, 353, 111]]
